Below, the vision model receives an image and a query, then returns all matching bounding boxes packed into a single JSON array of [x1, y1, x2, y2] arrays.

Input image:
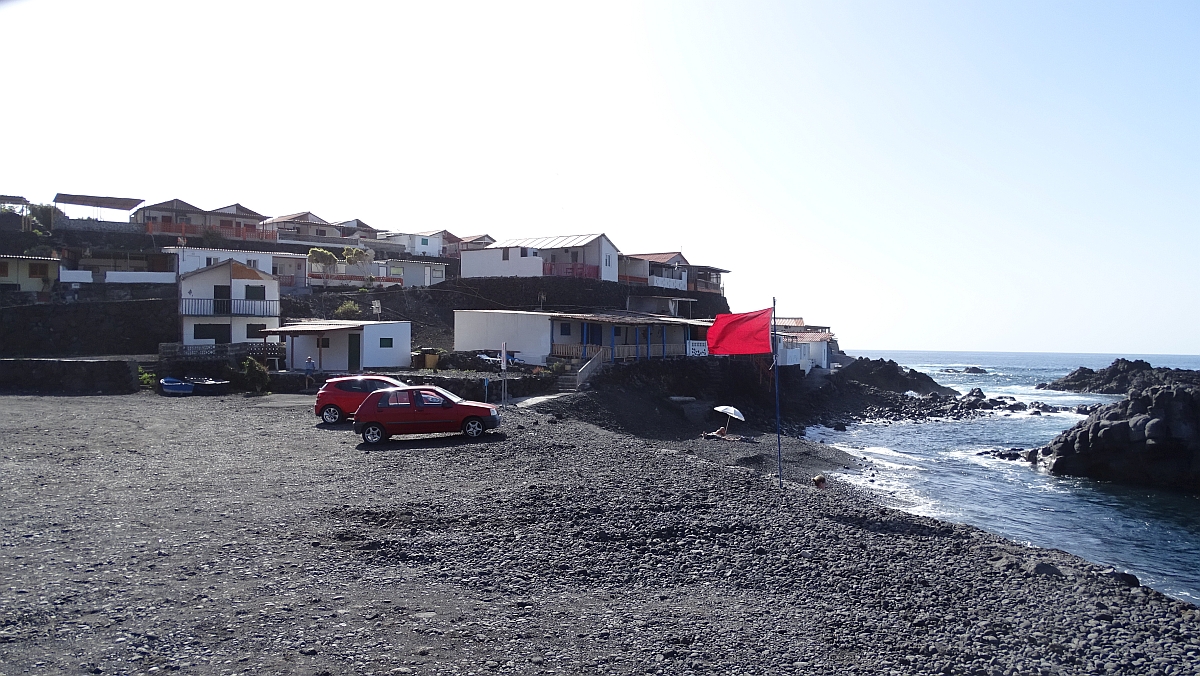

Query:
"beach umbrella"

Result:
[[713, 405, 744, 433]]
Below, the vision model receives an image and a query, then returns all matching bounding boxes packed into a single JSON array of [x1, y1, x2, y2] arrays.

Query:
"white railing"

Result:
[[575, 350, 607, 388], [550, 343, 607, 359], [648, 275, 687, 290]]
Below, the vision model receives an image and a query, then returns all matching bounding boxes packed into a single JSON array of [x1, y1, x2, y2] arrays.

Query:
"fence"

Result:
[[159, 341, 286, 363], [179, 298, 279, 316], [543, 262, 600, 279]]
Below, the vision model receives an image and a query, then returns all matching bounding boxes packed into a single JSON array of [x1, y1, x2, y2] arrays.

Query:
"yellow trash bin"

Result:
[[424, 353, 439, 369]]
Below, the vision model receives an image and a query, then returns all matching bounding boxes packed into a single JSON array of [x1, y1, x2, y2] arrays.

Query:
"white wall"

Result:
[[288, 333, 349, 371], [183, 316, 281, 345], [363, 323, 412, 368], [599, 237, 619, 282], [165, 248, 278, 275], [105, 271, 177, 283], [60, 267, 92, 283], [460, 249, 545, 278], [454, 310, 554, 365]]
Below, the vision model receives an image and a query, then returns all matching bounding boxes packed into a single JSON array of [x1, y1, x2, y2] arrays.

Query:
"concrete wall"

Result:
[[59, 267, 92, 283], [0, 298, 177, 357], [454, 310, 554, 365], [0, 358, 140, 394], [598, 237, 619, 282], [362, 323, 413, 368], [165, 247, 276, 275], [460, 248, 545, 278]]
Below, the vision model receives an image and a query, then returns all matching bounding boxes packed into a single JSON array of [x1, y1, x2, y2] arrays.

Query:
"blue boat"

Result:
[[188, 378, 231, 396], [160, 378, 194, 396]]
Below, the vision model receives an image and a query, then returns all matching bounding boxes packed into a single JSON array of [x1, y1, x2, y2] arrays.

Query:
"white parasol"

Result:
[[713, 405, 745, 433]]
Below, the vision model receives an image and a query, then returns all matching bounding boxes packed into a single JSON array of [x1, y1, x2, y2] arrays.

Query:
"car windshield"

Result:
[[431, 386, 464, 403]]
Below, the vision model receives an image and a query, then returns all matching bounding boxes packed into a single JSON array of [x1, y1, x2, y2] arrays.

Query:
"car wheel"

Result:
[[462, 417, 485, 438], [321, 405, 344, 424], [362, 423, 388, 444]]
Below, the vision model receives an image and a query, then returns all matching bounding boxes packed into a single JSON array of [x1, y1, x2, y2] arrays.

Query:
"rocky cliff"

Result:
[[1042, 359, 1200, 394], [836, 358, 959, 397], [1035, 385, 1200, 492]]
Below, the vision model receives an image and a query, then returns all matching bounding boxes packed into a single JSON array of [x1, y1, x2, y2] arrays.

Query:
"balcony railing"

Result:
[[146, 222, 278, 242], [618, 274, 648, 285], [648, 275, 687, 291], [308, 273, 404, 286], [544, 262, 599, 279], [277, 275, 297, 287], [550, 343, 690, 360], [689, 279, 723, 294], [180, 298, 279, 316]]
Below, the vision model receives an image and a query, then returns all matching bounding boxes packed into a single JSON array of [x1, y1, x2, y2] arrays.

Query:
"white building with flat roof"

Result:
[[460, 234, 620, 282], [263, 320, 412, 373]]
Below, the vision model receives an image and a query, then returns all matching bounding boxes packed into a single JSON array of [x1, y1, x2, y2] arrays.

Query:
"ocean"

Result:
[[811, 350, 1200, 603]]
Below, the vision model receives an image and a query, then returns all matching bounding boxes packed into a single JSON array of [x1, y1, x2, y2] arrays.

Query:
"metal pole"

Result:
[[773, 297, 782, 489]]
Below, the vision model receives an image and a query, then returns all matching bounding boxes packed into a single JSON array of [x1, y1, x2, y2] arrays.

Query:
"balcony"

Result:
[[180, 298, 279, 316], [618, 274, 648, 285], [689, 279, 723, 294], [543, 262, 599, 279], [146, 222, 278, 242], [308, 273, 404, 286], [648, 274, 687, 291], [550, 343, 690, 360]]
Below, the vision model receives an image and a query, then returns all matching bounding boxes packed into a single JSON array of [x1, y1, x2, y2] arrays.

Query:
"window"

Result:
[[244, 285, 266, 300], [28, 263, 48, 278], [206, 257, 219, 267], [319, 337, 330, 348], [220, 219, 233, 227], [246, 324, 267, 339], [378, 390, 411, 408], [550, 254, 556, 263], [379, 337, 393, 348], [520, 247, 528, 257], [560, 322, 571, 336], [162, 215, 173, 224], [421, 238, 429, 246], [246, 259, 258, 269], [432, 269, 443, 279], [193, 324, 232, 343], [417, 391, 445, 407], [502, 248, 510, 261], [272, 266, 279, 275], [0, 262, 8, 277], [316, 229, 327, 236], [605, 253, 611, 267]]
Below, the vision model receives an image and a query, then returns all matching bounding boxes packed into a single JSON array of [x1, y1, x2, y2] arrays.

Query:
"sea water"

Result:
[[811, 351, 1200, 603]]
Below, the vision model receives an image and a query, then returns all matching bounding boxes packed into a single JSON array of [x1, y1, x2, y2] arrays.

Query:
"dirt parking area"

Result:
[[1, 392, 1196, 676]]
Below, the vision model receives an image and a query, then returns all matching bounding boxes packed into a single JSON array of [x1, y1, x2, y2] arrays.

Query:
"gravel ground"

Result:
[[1, 392, 1197, 676]]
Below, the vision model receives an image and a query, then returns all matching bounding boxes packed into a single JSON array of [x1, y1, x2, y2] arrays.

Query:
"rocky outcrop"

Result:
[[1043, 359, 1200, 395], [1035, 385, 1200, 492], [837, 358, 959, 397]]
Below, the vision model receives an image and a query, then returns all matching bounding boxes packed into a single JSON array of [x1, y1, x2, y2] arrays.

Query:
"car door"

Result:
[[376, 390, 419, 435], [411, 389, 455, 433]]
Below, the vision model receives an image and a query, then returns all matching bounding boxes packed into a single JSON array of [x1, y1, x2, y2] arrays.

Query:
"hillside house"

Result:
[[263, 320, 412, 372], [460, 234, 620, 282], [451, 234, 495, 258], [0, 255, 59, 293], [379, 230, 443, 258], [134, 199, 277, 242], [178, 260, 281, 346], [162, 246, 309, 291], [454, 309, 710, 366]]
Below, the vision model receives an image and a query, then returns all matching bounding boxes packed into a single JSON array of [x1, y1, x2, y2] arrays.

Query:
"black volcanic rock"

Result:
[[1045, 359, 1200, 395], [1036, 384, 1200, 492], [962, 366, 987, 374], [837, 358, 959, 397]]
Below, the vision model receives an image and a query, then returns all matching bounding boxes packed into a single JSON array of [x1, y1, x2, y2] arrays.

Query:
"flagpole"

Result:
[[773, 297, 782, 489]]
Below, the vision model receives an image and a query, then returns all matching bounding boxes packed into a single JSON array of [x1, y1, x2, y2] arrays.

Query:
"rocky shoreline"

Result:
[[1, 391, 1197, 674]]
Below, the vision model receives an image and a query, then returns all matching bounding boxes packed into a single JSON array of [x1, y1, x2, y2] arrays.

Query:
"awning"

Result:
[[53, 193, 144, 211], [261, 320, 380, 335]]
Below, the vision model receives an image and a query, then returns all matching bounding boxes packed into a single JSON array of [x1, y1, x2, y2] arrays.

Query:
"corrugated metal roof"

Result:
[[0, 195, 29, 206], [455, 309, 710, 327], [779, 332, 834, 343], [161, 246, 308, 258], [262, 320, 408, 335], [486, 234, 613, 251], [262, 211, 329, 225], [54, 194, 144, 211]]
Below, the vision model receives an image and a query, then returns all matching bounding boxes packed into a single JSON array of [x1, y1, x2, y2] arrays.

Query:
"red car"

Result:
[[315, 375, 408, 424], [352, 385, 500, 444]]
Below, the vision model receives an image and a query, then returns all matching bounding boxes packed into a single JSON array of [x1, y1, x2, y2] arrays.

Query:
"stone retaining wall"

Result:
[[0, 298, 177, 357], [0, 358, 140, 394]]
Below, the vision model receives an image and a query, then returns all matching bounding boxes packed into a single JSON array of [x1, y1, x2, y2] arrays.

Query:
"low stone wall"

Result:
[[54, 218, 145, 235], [0, 298, 177, 357], [0, 358, 140, 395]]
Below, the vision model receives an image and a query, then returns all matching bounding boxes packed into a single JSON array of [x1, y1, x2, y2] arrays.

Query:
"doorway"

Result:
[[348, 333, 361, 372]]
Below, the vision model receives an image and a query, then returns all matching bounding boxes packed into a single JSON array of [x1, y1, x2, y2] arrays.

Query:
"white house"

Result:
[[459, 234, 620, 282], [162, 246, 309, 290], [379, 230, 443, 258], [307, 258, 447, 289], [775, 331, 834, 373], [178, 260, 281, 346], [263, 320, 412, 372], [619, 252, 689, 290], [454, 309, 710, 366]]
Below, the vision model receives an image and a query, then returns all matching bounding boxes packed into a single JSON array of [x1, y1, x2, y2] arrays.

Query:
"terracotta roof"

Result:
[[142, 198, 203, 213], [627, 252, 688, 265], [178, 258, 275, 282], [261, 211, 329, 225]]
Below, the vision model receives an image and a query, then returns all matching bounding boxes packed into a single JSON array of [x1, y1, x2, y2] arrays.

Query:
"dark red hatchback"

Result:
[[315, 375, 407, 424], [352, 386, 500, 444]]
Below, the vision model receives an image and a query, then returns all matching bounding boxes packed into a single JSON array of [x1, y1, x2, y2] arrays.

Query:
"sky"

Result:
[[1, 0, 1197, 354]]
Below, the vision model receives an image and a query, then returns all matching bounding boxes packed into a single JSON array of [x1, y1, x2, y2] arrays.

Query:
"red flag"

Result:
[[707, 308, 772, 355]]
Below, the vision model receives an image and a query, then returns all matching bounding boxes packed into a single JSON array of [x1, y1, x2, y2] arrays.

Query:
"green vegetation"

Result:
[[333, 300, 363, 319], [242, 358, 270, 394]]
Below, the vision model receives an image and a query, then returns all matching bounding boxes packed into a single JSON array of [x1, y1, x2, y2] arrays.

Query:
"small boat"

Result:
[[160, 378, 194, 396], [187, 378, 231, 396]]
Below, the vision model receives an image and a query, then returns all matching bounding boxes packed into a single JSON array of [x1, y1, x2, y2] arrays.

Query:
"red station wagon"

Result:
[[352, 386, 500, 444], [315, 375, 408, 424]]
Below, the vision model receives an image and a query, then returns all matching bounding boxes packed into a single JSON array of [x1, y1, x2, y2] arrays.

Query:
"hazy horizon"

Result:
[[3, 0, 1197, 355]]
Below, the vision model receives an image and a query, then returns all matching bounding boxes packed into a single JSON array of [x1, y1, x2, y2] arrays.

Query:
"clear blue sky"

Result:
[[2, 1, 1197, 354]]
